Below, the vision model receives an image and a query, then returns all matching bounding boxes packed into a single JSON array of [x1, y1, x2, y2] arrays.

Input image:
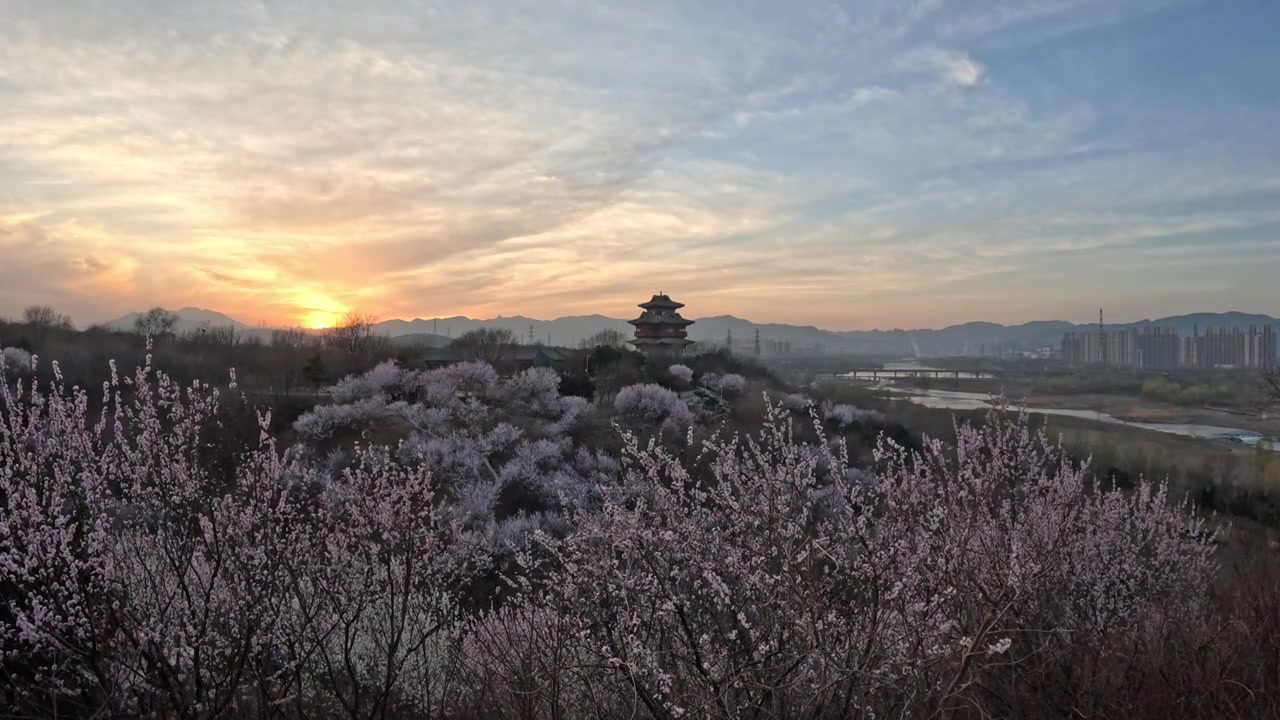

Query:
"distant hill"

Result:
[[1121, 312, 1278, 335], [98, 308, 1277, 356], [823, 314, 1277, 356], [104, 307, 250, 333], [372, 314, 631, 347]]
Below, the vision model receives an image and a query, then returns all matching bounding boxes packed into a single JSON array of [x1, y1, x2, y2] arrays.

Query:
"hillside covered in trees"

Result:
[[3, 313, 1280, 719]]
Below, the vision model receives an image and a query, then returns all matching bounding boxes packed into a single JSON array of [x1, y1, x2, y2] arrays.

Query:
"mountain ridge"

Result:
[[100, 308, 1278, 355]]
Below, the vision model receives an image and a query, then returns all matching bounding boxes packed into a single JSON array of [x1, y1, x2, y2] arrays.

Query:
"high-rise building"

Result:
[[1180, 326, 1204, 369], [759, 338, 793, 356], [1064, 324, 1276, 369], [1246, 325, 1277, 368]]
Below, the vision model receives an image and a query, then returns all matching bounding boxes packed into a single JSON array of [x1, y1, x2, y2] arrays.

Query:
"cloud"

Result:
[[898, 47, 985, 87], [848, 86, 898, 105], [0, 0, 1275, 329]]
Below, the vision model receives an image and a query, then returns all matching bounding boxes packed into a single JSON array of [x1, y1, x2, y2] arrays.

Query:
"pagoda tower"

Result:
[[628, 293, 695, 357]]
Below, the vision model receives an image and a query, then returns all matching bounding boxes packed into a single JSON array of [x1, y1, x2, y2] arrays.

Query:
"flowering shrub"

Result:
[[510, 403, 1216, 718], [429, 360, 500, 396], [2, 346, 32, 375], [326, 359, 404, 403], [0, 355, 473, 718], [0, 354, 1228, 719], [667, 363, 693, 384], [494, 366, 563, 418], [293, 395, 400, 440], [825, 401, 885, 427], [780, 391, 813, 410], [298, 361, 618, 562], [717, 372, 747, 395], [547, 395, 590, 436], [614, 382, 693, 429], [698, 372, 746, 396]]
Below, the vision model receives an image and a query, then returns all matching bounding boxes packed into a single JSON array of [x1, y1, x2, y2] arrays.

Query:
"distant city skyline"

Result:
[[2, 0, 1278, 329]]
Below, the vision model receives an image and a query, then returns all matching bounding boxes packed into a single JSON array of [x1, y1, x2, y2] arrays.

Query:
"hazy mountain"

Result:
[[826, 314, 1277, 356], [1122, 312, 1277, 335], [372, 311, 1275, 356], [373, 315, 632, 347], [691, 316, 833, 345], [105, 307, 250, 333], [99, 308, 1276, 356]]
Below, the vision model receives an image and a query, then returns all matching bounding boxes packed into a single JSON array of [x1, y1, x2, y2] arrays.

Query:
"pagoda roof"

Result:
[[639, 293, 685, 310], [628, 337, 694, 346], [628, 313, 694, 326]]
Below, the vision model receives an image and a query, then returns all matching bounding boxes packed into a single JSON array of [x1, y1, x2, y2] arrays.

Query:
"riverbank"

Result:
[[827, 385, 1280, 525], [1021, 393, 1280, 436], [893, 377, 1280, 437]]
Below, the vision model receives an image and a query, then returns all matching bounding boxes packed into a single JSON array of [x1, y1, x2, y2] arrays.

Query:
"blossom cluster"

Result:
[[613, 382, 694, 429], [1, 355, 1219, 719], [824, 401, 886, 427], [502, 404, 1216, 717], [667, 363, 694, 384], [2, 346, 32, 374], [294, 362, 611, 556], [700, 371, 748, 396], [0, 356, 473, 717]]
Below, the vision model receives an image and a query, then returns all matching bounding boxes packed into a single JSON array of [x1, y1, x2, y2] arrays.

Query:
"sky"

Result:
[[1, 0, 1278, 331]]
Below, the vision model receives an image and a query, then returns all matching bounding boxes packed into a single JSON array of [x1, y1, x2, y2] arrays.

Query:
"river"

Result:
[[876, 385, 1279, 452]]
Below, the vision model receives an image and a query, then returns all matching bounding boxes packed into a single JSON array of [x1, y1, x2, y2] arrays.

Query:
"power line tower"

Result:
[[754, 328, 761, 358], [528, 324, 535, 346], [726, 327, 733, 353]]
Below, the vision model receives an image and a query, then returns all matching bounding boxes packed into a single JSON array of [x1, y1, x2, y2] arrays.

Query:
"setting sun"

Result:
[[303, 310, 340, 330]]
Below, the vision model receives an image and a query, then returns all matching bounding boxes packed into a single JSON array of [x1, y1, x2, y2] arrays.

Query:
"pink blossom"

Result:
[[0, 355, 474, 716], [614, 383, 693, 427], [327, 359, 403, 403], [2, 346, 32, 375], [825, 402, 885, 427], [780, 392, 813, 410], [717, 373, 747, 395], [510, 402, 1215, 716], [668, 364, 694, 384]]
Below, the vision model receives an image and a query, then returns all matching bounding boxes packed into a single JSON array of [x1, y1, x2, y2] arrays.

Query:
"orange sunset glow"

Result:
[[1, 1, 1277, 331]]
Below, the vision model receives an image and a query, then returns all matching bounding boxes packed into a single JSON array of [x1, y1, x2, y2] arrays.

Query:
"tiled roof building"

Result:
[[627, 294, 695, 357]]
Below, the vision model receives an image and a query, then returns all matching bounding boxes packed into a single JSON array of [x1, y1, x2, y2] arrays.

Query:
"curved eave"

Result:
[[628, 338, 695, 346], [629, 317, 695, 326], [639, 300, 685, 310]]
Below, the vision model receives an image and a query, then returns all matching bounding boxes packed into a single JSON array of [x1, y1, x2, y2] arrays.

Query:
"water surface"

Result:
[[877, 385, 1279, 452]]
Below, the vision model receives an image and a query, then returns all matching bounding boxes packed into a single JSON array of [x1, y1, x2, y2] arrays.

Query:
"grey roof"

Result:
[[628, 337, 694, 346], [628, 312, 694, 326], [639, 294, 685, 310], [514, 346, 570, 361]]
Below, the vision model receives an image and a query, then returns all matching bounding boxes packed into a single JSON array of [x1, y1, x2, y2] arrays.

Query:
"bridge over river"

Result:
[[819, 363, 1001, 381]]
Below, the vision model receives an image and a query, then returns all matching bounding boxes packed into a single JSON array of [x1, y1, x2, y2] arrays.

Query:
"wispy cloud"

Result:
[[0, 0, 1276, 328], [898, 47, 985, 87]]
